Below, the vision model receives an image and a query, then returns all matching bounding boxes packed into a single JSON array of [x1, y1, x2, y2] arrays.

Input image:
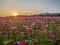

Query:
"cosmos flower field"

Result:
[[0, 16, 60, 45]]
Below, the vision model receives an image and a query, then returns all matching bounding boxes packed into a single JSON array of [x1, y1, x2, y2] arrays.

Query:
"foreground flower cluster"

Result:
[[0, 16, 60, 45]]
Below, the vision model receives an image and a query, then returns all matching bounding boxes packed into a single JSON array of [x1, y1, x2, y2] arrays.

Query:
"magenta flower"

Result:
[[15, 41, 25, 45], [29, 28, 34, 33], [49, 31, 57, 38], [20, 42, 25, 45]]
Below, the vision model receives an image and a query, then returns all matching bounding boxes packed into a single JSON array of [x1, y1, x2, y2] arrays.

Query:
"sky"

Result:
[[0, 0, 60, 16]]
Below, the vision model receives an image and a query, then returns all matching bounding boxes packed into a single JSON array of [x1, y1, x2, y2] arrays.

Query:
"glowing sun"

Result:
[[13, 12, 18, 16]]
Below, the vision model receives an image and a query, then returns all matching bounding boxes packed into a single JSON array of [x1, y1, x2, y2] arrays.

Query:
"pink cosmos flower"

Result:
[[47, 17, 51, 21], [12, 26, 17, 30], [0, 19, 2, 21], [44, 24, 49, 28], [23, 25, 28, 30], [3, 30, 8, 33], [9, 19, 13, 23], [15, 41, 20, 45], [30, 21, 35, 27], [38, 21, 43, 24], [37, 20, 40, 22], [0, 32, 3, 35]]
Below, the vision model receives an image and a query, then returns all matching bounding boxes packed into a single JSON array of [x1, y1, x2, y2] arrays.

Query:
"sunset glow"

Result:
[[12, 12, 18, 16]]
